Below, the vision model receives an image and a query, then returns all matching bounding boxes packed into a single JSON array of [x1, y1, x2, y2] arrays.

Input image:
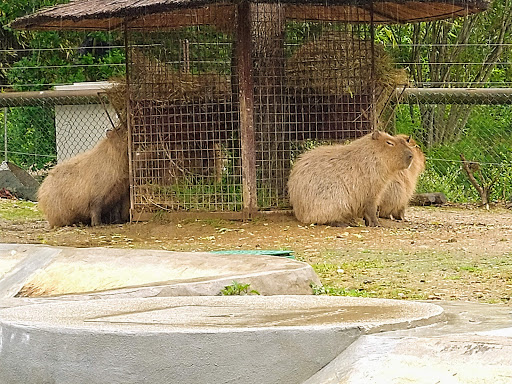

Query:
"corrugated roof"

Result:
[[10, 0, 489, 30]]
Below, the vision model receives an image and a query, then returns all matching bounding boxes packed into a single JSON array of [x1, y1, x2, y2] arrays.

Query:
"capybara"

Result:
[[287, 131, 413, 227], [378, 135, 426, 221], [102, 189, 130, 224], [37, 127, 129, 227]]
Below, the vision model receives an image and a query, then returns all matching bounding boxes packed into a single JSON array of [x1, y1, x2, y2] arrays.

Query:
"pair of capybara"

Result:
[[38, 128, 423, 228], [288, 130, 425, 227]]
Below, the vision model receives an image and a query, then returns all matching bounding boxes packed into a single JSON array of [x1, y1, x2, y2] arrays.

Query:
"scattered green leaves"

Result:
[[219, 281, 260, 296]]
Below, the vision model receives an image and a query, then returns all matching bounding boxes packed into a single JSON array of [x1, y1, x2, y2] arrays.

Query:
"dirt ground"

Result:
[[1, 199, 512, 304]]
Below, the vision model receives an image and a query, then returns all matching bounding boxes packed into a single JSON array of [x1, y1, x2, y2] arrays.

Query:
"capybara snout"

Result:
[[403, 146, 414, 168], [401, 137, 415, 168]]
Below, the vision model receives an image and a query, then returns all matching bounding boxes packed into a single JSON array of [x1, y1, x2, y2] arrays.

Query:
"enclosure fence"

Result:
[[391, 88, 512, 204], [0, 90, 115, 175], [2, 26, 512, 212], [1, 85, 511, 208]]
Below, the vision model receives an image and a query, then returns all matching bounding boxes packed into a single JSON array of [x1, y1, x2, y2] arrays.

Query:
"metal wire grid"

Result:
[[253, 5, 377, 209], [383, 28, 512, 204], [126, 4, 380, 214], [127, 22, 240, 214]]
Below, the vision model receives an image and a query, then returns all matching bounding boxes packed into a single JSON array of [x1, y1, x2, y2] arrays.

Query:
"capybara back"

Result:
[[288, 131, 413, 227], [37, 127, 129, 227]]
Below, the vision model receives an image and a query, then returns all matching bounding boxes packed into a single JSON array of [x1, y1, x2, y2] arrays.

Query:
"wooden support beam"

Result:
[[236, 0, 258, 219]]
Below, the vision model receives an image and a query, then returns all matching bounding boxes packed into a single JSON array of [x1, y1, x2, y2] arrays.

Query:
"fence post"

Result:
[[3, 107, 7, 162]]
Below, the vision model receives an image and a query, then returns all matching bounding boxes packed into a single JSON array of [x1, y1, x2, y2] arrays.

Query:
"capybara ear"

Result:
[[406, 135, 411, 143], [371, 130, 382, 140]]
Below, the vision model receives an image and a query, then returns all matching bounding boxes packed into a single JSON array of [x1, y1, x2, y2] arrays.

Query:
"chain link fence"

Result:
[[384, 40, 512, 205], [0, 90, 116, 180], [392, 92, 512, 204], [2, 23, 512, 208]]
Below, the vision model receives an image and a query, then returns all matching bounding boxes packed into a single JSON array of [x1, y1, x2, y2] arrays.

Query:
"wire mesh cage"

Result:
[[8, 0, 503, 221], [126, 21, 240, 215], [122, 2, 408, 218]]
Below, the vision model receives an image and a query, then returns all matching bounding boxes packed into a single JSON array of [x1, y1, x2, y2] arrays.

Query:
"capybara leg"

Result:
[[109, 205, 122, 224], [120, 192, 130, 222], [363, 201, 380, 227], [393, 208, 406, 221], [326, 221, 349, 227], [90, 206, 103, 226]]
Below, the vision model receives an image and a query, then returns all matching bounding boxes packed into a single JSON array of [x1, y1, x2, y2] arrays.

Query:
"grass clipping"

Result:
[[286, 31, 409, 114]]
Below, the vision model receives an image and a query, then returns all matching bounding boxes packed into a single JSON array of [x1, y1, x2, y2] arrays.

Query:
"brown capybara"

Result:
[[378, 135, 426, 221], [102, 189, 130, 224], [287, 131, 413, 227], [37, 126, 129, 227]]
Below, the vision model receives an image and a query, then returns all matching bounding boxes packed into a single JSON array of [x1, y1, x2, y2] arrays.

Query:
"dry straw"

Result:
[[286, 31, 409, 115]]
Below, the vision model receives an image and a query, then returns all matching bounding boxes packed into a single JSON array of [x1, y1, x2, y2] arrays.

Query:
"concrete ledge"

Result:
[[305, 301, 512, 384], [0, 244, 320, 298], [0, 296, 444, 384]]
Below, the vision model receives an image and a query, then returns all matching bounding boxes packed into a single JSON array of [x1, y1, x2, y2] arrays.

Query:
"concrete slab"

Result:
[[0, 244, 320, 298], [0, 296, 444, 384], [3, 243, 510, 384], [305, 301, 512, 384], [0, 244, 27, 278], [0, 245, 58, 298]]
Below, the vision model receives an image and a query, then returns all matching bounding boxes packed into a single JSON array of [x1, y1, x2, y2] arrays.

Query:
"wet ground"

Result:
[[1, 199, 512, 303]]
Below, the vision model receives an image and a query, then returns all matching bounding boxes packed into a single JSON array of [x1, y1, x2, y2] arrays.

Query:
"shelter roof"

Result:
[[10, 0, 489, 30]]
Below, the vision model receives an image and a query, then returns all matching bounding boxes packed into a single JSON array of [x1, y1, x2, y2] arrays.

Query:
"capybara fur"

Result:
[[37, 127, 129, 227], [287, 131, 413, 227], [378, 135, 426, 221], [102, 189, 130, 224]]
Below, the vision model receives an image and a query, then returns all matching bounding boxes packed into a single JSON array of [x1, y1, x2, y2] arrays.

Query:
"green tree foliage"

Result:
[[4, 105, 56, 169], [376, 0, 512, 148], [1, 1, 126, 169], [375, 0, 512, 203]]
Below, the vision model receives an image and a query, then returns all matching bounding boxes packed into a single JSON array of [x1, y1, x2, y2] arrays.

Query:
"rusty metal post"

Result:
[[3, 107, 7, 162], [370, 0, 378, 131], [124, 21, 135, 222], [236, 0, 258, 219]]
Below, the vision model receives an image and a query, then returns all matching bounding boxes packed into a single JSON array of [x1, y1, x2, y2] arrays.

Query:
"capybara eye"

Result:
[[386, 141, 395, 146]]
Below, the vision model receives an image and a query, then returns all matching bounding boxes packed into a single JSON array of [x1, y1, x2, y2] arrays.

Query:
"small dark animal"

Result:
[[287, 131, 413, 227], [37, 127, 129, 227]]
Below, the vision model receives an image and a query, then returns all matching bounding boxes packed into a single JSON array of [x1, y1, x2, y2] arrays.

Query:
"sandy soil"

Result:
[[1, 201, 512, 303]]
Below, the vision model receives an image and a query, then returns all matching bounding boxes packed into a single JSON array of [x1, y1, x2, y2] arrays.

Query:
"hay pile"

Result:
[[286, 31, 409, 115], [103, 78, 127, 126], [17, 261, 222, 297], [104, 49, 232, 125], [130, 49, 231, 101]]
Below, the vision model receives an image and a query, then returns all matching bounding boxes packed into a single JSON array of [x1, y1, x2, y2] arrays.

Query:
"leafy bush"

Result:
[[4, 106, 56, 169], [396, 104, 512, 203], [219, 281, 260, 296]]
